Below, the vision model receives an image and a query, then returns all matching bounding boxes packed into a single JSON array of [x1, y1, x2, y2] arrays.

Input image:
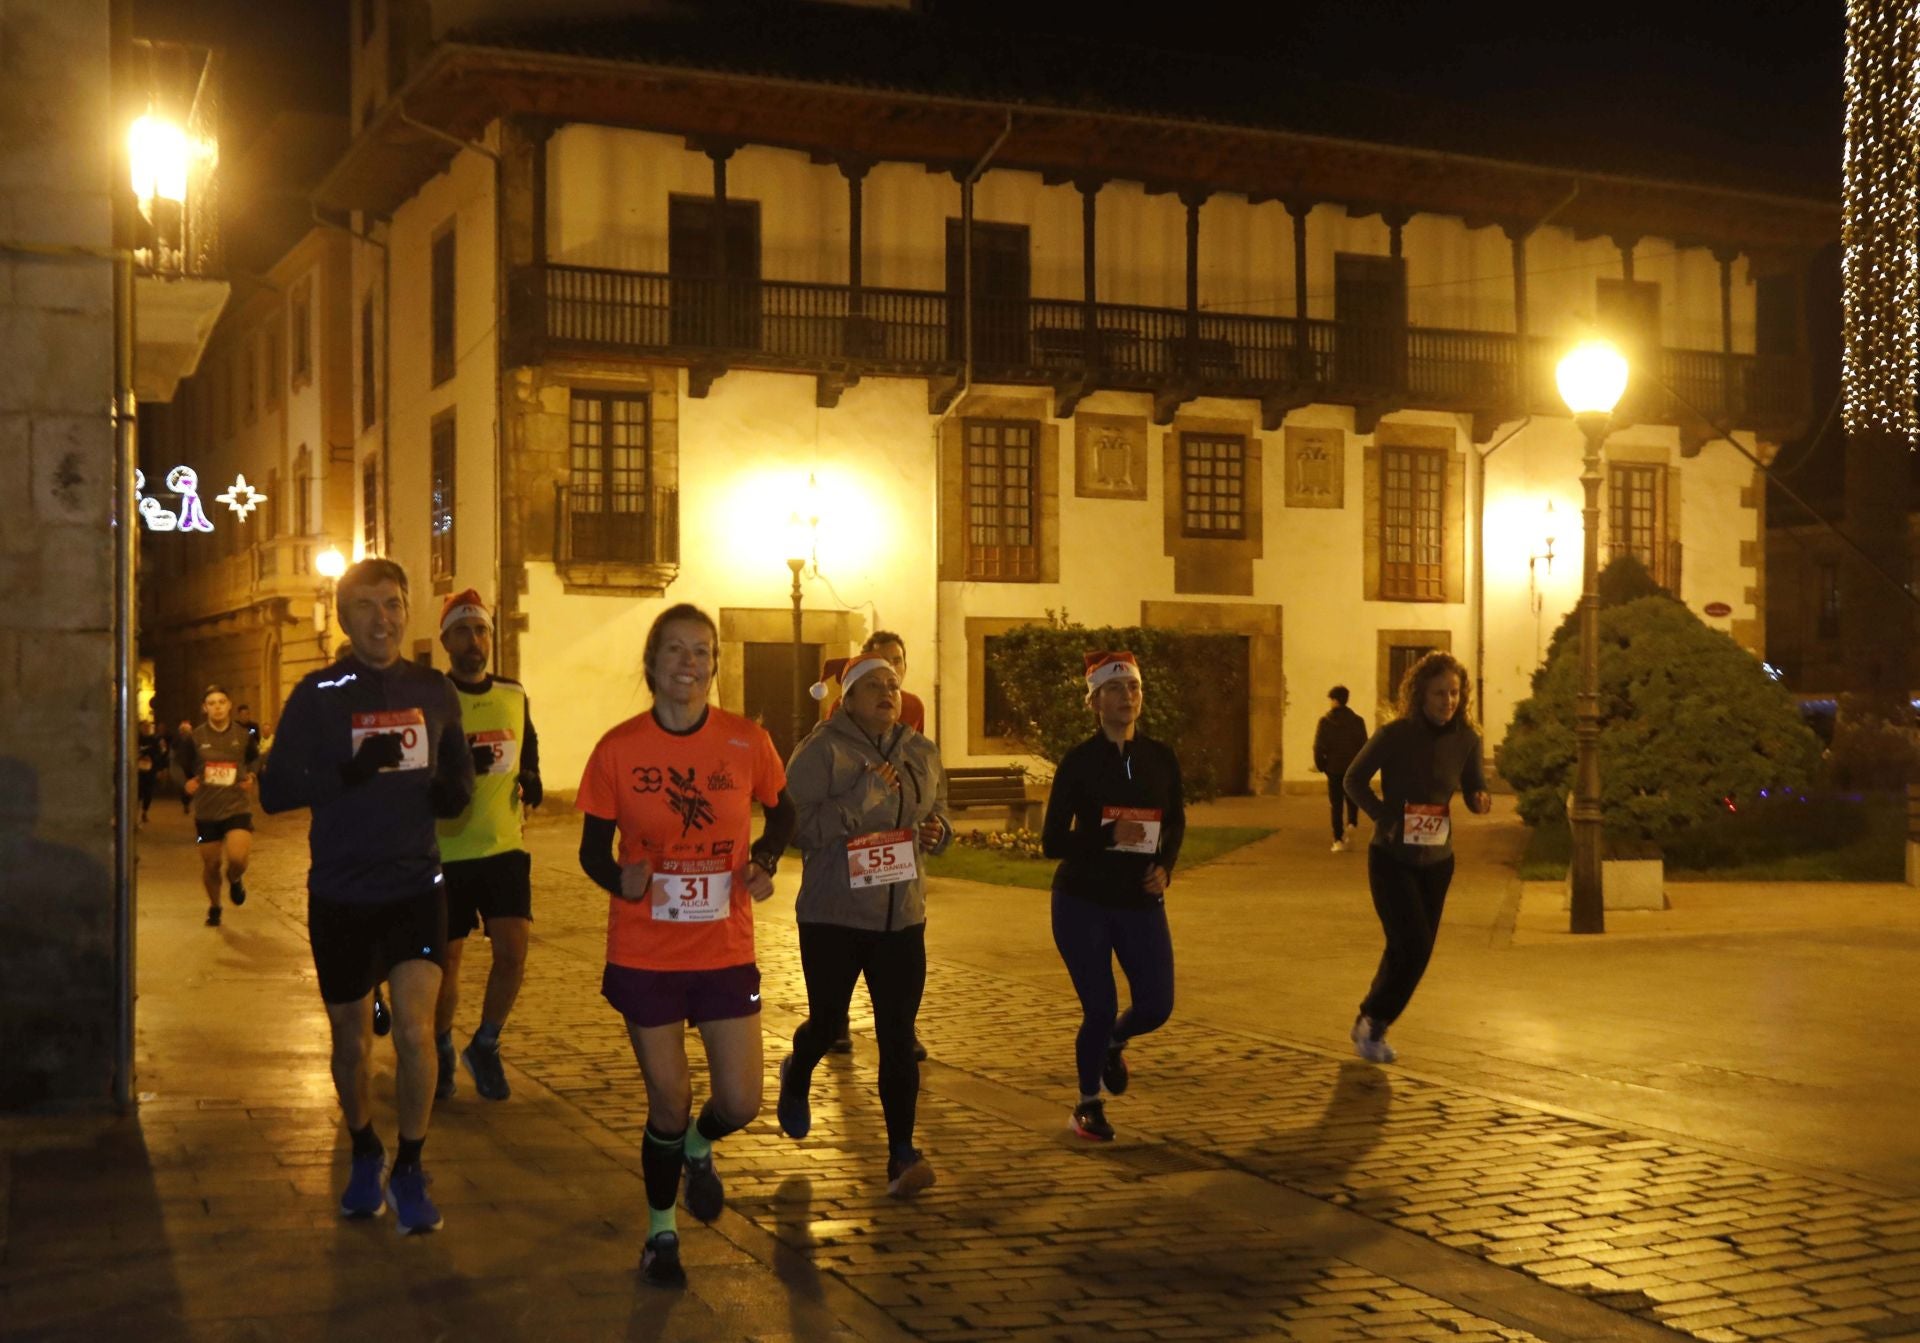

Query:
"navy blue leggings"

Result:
[[1050, 890, 1175, 1097]]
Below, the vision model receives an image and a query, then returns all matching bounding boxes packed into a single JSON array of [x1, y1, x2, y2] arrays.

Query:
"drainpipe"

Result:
[[931, 112, 1013, 747]]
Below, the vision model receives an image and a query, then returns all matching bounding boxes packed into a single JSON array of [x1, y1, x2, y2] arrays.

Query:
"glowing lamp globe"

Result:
[[314, 546, 347, 581], [129, 114, 190, 206], [1556, 340, 1629, 418]]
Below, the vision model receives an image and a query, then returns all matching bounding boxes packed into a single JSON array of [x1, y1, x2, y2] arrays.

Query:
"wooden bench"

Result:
[[946, 766, 1043, 831]]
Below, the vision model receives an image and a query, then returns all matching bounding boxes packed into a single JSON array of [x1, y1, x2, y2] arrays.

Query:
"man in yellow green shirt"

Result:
[[433, 590, 542, 1101]]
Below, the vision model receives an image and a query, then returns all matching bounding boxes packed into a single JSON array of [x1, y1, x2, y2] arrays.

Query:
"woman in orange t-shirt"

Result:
[[576, 603, 795, 1288]]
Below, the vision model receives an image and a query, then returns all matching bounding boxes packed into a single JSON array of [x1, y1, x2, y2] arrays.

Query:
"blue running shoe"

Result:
[[385, 1165, 443, 1235], [640, 1231, 686, 1288], [776, 1054, 812, 1140], [683, 1151, 724, 1224], [339, 1151, 385, 1219], [461, 1040, 510, 1101]]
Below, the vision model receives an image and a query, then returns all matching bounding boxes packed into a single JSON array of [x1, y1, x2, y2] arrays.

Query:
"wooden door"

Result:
[[668, 197, 761, 350], [742, 640, 821, 766], [946, 220, 1030, 369], [1334, 253, 1407, 392]]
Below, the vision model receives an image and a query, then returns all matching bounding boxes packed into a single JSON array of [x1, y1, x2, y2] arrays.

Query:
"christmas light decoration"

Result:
[[215, 472, 268, 520], [1842, 2, 1920, 442]]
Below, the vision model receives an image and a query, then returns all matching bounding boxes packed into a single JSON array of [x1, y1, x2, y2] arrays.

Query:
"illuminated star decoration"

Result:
[[215, 473, 268, 521]]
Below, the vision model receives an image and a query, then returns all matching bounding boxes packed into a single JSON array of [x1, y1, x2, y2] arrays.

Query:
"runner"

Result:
[[778, 653, 949, 1198], [1041, 652, 1184, 1143], [172, 684, 260, 926], [1342, 650, 1491, 1065], [432, 589, 542, 1102], [259, 557, 473, 1234], [575, 603, 795, 1288], [136, 717, 167, 824]]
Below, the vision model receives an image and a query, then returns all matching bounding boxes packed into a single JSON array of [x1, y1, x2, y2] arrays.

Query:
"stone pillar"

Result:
[[1, 0, 124, 1109]]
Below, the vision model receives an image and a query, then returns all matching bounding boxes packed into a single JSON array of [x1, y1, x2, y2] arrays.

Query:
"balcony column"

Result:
[[1616, 235, 1636, 282], [1504, 221, 1531, 408], [1180, 188, 1208, 368], [841, 158, 869, 317], [1078, 179, 1100, 365], [1385, 209, 1408, 259], [1715, 246, 1737, 417], [707, 145, 734, 284], [1288, 199, 1312, 383]]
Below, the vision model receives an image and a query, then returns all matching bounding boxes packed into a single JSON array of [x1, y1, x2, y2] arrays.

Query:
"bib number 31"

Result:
[[649, 858, 734, 923]]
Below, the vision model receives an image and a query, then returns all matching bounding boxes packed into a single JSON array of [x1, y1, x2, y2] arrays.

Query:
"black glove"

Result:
[[340, 732, 405, 786], [517, 771, 543, 808], [471, 741, 498, 773]]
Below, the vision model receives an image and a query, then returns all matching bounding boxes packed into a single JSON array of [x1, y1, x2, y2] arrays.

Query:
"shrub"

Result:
[[985, 613, 1245, 800], [1497, 593, 1822, 843], [1828, 693, 1920, 790]]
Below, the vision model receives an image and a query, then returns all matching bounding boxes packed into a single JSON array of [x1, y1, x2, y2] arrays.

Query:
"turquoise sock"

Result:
[[647, 1203, 677, 1238]]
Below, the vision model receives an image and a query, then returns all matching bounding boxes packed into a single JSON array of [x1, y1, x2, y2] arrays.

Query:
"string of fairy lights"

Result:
[[1842, 1, 1920, 442]]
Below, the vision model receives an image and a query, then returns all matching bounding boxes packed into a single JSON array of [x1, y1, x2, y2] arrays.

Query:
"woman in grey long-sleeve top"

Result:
[[1342, 651, 1492, 1064]]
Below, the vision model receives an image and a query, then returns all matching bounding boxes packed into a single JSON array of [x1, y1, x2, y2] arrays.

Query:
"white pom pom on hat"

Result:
[[810, 654, 892, 701]]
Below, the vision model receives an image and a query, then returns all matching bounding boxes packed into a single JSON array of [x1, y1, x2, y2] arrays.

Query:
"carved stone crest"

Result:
[[1074, 413, 1148, 500], [1284, 425, 1344, 508]]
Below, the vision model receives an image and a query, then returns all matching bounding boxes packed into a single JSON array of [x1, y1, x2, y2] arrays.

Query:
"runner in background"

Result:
[[779, 652, 950, 1198], [1041, 652, 1184, 1143], [173, 684, 260, 926], [432, 590, 543, 1102], [575, 604, 796, 1288], [1342, 650, 1491, 1065], [136, 718, 167, 824]]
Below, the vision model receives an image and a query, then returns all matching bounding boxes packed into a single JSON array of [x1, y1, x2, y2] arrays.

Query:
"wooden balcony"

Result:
[[513, 264, 1808, 437], [145, 536, 324, 629]]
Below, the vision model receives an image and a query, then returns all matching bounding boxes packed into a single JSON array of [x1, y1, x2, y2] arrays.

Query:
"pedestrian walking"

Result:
[[1313, 685, 1368, 851], [778, 652, 950, 1198], [136, 718, 167, 824], [259, 557, 475, 1234], [1042, 651, 1185, 1143], [172, 684, 261, 925], [432, 589, 543, 1102], [574, 603, 795, 1289], [1342, 650, 1491, 1065]]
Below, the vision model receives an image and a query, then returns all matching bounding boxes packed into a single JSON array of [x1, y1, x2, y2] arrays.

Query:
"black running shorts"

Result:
[[442, 850, 533, 942], [600, 962, 761, 1029], [308, 879, 448, 1005], [194, 813, 254, 844]]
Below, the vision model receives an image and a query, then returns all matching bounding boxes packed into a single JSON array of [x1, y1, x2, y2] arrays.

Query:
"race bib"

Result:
[[649, 857, 734, 923], [1402, 803, 1451, 847], [202, 761, 239, 787], [847, 829, 919, 887], [350, 709, 429, 772], [470, 728, 518, 775], [1103, 806, 1163, 855]]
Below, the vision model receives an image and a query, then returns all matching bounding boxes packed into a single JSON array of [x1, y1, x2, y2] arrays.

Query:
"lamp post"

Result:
[[1555, 340, 1629, 935], [784, 479, 819, 752], [313, 545, 346, 655]]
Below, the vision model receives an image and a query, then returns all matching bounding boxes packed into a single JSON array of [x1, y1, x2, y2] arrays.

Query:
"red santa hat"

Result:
[[810, 653, 894, 701], [1084, 650, 1142, 692], [439, 588, 492, 634]]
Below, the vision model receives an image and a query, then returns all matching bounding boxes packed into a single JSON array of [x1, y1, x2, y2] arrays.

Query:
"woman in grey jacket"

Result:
[[776, 653, 951, 1197]]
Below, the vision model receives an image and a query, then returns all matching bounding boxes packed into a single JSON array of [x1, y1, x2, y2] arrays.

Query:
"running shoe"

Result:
[[228, 878, 247, 906], [205, 905, 221, 928], [828, 1029, 853, 1055], [683, 1151, 724, 1223], [1102, 1043, 1130, 1096], [1331, 839, 1347, 853], [462, 1040, 510, 1101], [1072, 1099, 1115, 1142], [640, 1231, 686, 1288], [372, 989, 391, 1038], [435, 1037, 456, 1100], [1350, 1015, 1397, 1064], [385, 1165, 443, 1235], [339, 1150, 386, 1219], [776, 1053, 812, 1140], [886, 1149, 936, 1199]]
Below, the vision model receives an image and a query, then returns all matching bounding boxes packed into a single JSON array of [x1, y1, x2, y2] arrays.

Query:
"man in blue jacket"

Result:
[[261, 557, 473, 1234]]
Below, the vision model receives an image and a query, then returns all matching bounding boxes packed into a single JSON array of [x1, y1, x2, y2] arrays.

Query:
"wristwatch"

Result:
[[750, 851, 779, 878]]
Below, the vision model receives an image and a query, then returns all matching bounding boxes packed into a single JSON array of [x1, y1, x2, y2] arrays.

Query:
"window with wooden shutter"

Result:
[[1607, 463, 1674, 588], [1380, 445, 1445, 601], [964, 420, 1039, 581]]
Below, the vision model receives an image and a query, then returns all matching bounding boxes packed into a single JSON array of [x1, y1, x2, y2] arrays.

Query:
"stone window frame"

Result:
[[1362, 422, 1465, 605], [430, 219, 457, 389], [429, 410, 456, 591], [1179, 431, 1248, 539], [1606, 458, 1676, 590], [966, 615, 1034, 757], [938, 395, 1060, 586], [290, 275, 313, 389], [1375, 628, 1453, 720], [1378, 443, 1445, 601]]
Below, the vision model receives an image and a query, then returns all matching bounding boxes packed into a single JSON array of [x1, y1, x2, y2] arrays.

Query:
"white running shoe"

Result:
[[1350, 1015, 1397, 1064], [1331, 839, 1347, 852]]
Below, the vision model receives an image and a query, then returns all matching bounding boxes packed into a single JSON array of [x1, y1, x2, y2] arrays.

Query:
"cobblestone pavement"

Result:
[[19, 809, 1916, 1342]]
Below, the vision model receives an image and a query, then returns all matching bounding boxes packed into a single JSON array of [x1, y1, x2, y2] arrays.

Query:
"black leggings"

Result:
[[1327, 775, 1358, 840], [1359, 848, 1454, 1028], [789, 921, 926, 1152], [1051, 891, 1174, 1097]]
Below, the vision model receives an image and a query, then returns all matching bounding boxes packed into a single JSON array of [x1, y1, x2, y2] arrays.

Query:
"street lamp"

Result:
[[784, 479, 819, 751], [313, 545, 346, 655], [1555, 339, 1629, 935]]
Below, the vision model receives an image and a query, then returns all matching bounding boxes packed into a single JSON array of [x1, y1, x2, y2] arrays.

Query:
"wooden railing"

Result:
[[554, 482, 680, 567], [530, 264, 1805, 429]]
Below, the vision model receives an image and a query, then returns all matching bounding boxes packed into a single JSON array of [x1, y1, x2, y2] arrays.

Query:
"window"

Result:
[[429, 414, 456, 582], [1596, 278, 1661, 361], [1607, 463, 1673, 588], [566, 391, 675, 563], [290, 278, 312, 384], [430, 225, 456, 386], [264, 468, 281, 541], [981, 634, 1021, 738], [362, 453, 379, 555], [244, 335, 257, 423], [220, 355, 234, 437], [964, 420, 1039, 581], [265, 327, 282, 409], [1380, 445, 1445, 601], [360, 293, 377, 429], [1335, 253, 1407, 388], [1180, 433, 1246, 539], [294, 445, 312, 537], [1817, 562, 1840, 641], [1387, 643, 1437, 707]]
